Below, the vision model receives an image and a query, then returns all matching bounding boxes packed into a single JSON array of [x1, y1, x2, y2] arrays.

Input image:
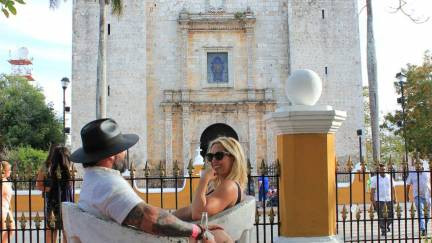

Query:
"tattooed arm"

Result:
[[122, 202, 197, 237]]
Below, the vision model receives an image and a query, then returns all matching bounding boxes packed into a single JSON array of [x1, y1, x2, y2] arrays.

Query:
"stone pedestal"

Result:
[[265, 105, 346, 242]]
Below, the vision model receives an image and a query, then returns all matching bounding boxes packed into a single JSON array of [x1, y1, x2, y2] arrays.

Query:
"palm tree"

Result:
[[366, 0, 380, 162], [50, 0, 123, 119]]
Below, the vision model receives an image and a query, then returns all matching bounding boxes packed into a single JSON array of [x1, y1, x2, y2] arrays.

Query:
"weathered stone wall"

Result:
[[287, 0, 364, 159], [72, 0, 363, 170], [72, 0, 147, 165]]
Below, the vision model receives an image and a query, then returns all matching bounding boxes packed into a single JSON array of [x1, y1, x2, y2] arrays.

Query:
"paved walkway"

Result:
[[338, 203, 431, 242]]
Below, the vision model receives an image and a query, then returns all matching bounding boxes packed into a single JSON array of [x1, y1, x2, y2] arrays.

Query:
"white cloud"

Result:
[[0, 0, 72, 45]]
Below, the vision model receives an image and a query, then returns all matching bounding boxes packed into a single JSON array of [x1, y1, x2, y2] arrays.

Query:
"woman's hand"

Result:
[[201, 164, 217, 183]]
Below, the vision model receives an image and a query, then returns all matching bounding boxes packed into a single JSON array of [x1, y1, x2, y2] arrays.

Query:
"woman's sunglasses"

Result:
[[205, 151, 231, 161]]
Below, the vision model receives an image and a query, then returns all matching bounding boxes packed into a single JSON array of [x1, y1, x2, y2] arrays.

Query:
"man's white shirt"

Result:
[[407, 171, 431, 198], [78, 166, 143, 224], [370, 174, 395, 202]]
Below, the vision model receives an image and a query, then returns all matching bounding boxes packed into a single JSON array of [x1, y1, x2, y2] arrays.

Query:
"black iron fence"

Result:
[[336, 158, 432, 242], [0, 159, 280, 243]]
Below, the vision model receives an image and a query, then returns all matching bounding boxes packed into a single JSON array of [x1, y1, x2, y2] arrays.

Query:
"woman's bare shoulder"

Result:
[[216, 180, 239, 193]]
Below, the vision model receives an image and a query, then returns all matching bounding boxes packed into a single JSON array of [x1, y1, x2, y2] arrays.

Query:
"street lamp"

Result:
[[395, 72, 409, 165], [61, 77, 70, 144], [356, 129, 363, 165]]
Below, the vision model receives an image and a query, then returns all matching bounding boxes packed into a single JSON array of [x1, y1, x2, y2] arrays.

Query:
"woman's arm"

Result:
[[35, 169, 50, 192], [191, 178, 238, 221]]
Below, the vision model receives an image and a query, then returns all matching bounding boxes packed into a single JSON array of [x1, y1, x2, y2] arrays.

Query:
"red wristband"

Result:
[[191, 224, 200, 239]]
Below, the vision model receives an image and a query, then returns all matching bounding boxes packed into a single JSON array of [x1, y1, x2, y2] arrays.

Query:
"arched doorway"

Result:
[[200, 123, 238, 157]]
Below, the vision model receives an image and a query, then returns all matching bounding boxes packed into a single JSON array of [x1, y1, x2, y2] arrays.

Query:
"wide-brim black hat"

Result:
[[70, 118, 139, 164]]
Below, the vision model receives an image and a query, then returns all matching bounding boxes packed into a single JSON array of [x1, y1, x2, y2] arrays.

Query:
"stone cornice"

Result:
[[178, 10, 256, 31], [162, 89, 274, 103], [264, 106, 347, 135]]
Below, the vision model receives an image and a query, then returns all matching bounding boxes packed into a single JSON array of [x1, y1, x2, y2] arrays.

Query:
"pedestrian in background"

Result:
[[36, 145, 73, 243], [370, 163, 396, 237], [1, 161, 14, 243], [407, 158, 431, 236]]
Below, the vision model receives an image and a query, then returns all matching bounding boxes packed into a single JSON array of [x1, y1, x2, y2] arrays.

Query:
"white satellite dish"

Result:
[[17, 47, 29, 60]]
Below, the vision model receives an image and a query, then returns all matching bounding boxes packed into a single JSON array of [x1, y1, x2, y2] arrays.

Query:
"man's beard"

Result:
[[113, 158, 127, 173]]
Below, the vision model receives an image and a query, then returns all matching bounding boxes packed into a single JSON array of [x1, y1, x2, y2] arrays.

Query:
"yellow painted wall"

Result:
[[277, 134, 336, 237], [11, 177, 201, 212], [337, 172, 412, 205]]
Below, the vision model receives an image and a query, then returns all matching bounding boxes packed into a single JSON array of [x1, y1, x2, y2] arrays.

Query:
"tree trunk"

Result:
[[366, 0, 380, 162], [96, 0, 108, 119]]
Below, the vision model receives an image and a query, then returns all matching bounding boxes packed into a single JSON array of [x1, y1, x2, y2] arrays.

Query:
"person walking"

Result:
[[370, 163, 396, 237], [407, 162, 431, 236], [1, 161, 14, 243], [36, 145, 74, 243]]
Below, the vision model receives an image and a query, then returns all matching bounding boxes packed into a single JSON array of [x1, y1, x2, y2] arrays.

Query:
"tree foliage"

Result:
[[0, 0, 25, 17], [2, 146, 47, 178], [382, 51, 432, 157], [0, 74, 63, 150], [363, 86, 404, 166]]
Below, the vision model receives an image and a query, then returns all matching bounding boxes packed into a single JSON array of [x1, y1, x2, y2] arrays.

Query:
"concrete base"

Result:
[[275, 235, 342, 243]]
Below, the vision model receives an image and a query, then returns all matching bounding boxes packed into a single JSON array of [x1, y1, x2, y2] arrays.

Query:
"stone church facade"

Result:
[[71, 0, 364, 171]]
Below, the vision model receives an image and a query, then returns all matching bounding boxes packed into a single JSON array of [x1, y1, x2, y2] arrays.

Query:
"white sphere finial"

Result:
[[285, 69, 322, 106]]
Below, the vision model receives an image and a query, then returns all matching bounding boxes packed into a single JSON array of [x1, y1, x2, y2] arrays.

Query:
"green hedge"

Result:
[[4, 146, 47, 178]]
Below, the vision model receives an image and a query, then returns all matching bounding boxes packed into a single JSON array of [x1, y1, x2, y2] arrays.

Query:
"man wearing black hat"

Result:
[[71, 118, 232, 242]]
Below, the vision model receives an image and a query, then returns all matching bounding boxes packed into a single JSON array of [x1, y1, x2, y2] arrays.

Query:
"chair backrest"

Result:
[[205, 195, 256, 241], [62, 196, 255, 243], [62, 202, 188, 243]]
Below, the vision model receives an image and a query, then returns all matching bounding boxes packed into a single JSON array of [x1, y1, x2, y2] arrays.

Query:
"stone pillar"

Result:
[[164, 105, 173, 167], [266, 107, 346, 242], [178, 11, 189, 90], [182, 104, 191, 165], [265, 103, 275, 164], [265, 69, 346, 242], [245, 25, 255, 100], [247, 103, 257, 166]]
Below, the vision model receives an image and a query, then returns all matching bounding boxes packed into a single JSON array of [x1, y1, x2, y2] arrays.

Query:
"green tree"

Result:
[[363, 86, 404, 167], [0, 0, 25, 17], [0, 74, 63, 150], [364, 0, 430, 162], [382, 51, 432, 157]]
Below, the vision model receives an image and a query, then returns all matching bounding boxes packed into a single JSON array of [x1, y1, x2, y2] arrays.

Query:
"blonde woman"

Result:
[[1, 161, 14, 243], [174, 137, 248, 221]]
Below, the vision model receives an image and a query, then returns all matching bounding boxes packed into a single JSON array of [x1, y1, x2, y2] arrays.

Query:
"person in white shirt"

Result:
[[370, 163, 396, 236], [71, 118, 232, 243], [407, 162, 431, 236]]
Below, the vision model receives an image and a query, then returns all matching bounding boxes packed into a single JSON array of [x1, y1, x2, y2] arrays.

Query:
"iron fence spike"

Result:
[[5, 213, 12, 229], [368, 204, 375, 220], [144, 160, 150, 177], [19, 212, 26, 229], [187, 159, 194, 176], [269, 207, 275, 223], [49, 210, 56, 229]]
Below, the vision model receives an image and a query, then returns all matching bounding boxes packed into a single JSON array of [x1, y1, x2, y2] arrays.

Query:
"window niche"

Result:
[[201, 47, 234, 88]]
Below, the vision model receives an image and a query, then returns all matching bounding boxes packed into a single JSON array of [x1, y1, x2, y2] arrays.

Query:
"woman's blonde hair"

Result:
[[207, 137, 248, 190]]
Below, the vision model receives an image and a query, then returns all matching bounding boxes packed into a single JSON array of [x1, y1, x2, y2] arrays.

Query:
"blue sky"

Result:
[[0, 0, 431, 119]]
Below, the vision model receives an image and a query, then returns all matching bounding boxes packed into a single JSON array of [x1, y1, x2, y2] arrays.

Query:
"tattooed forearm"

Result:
[[152, 209, 194, 237], [122, 204, 145, 228], [122, 202, 194, 237]]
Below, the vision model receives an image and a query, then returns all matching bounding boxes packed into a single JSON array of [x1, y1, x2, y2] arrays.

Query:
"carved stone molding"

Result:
[[178, 9, 256, 31]]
